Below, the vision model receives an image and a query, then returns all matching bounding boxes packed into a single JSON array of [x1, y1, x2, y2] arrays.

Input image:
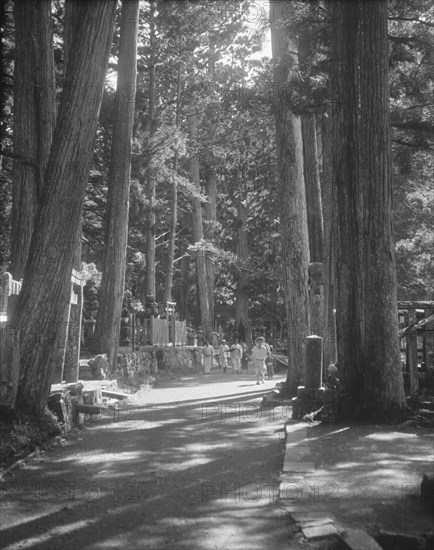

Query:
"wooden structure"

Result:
[[398, 301, 434, 395], [0, 273, 22, 322], [0, 273, 22, 406], [139, 316, 187, 346], [53, 269, 86, 384], [134, 300, 187, 347]]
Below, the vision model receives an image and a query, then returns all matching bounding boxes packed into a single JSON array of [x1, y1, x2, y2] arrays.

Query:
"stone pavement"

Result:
[[280, 420, 434, 549]]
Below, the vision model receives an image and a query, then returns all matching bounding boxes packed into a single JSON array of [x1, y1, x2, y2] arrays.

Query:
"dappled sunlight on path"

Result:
[[0, 372, 302, 550]]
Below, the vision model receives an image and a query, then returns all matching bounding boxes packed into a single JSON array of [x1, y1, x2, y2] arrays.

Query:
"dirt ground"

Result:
[[1, 369, 433, 550]]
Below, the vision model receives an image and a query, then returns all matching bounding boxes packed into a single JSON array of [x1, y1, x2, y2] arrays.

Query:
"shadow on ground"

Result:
[[1, 373, 304, 550], [283, 420, 434, 540]]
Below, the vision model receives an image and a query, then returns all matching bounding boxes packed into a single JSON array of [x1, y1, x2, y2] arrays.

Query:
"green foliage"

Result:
[[81, 262, 102, 285], [0, 407, 61, 469], [3, 0, 432, 327], [388, 0, 434, 299]]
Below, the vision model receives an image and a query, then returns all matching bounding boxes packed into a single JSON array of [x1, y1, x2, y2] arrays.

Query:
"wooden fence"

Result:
[[398, 300, 434, 394], [173, 319, 187, 346], [139, 316, 187, 346]]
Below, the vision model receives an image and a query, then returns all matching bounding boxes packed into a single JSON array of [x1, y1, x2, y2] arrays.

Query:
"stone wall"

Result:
[[114, 347, 202, 387]]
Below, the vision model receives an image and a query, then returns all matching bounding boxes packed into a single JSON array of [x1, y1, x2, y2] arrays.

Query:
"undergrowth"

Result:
[[0, 407, 63, 471]]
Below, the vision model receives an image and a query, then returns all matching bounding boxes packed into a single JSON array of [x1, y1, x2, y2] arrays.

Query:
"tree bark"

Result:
[[330, 0, 405, 421], [189, 113, 210, 332], [163, 65, 181, 305], [301, 113, 323, 263], [63, 223, 83, 384], [63, 2, 84, 384], [53, 0, 83, 384], [146, 0, 157, 301], [10, 0, 56, 279], [14, 0, 117, 416], [163, 157, 178, 305], [178, 255, 190, 321], [203, 38, 218, 331], [204, 166, 217, 333], [321, 107, 338, 365], [270, 0, 310, 394], [93, 0, 139, 370], [234, 200, 250, 343]]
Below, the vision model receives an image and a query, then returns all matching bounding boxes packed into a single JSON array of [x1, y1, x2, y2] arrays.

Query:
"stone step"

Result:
[[340, 528, 383, 550]]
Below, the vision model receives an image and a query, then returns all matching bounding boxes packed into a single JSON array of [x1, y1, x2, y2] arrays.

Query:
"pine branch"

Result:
[[388, 16, 434, 28]]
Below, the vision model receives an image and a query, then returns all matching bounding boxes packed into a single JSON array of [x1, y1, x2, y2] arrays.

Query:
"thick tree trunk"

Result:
[[163, 155, 178, 305], [163, 66, 181, 305], [234, 201, 250, 343], [10, 0, 56, 279], [62, 1, 84, 385], [178, 255, 190, 321], [146, 0, 157, 301], [64, 224, 83, 384], [53, 0, 83, 385], [271, 1, 310, 394], [321, 107, 338, 365], [204, 166, 217, 333], [93, 0, 139, 370], [64, 0, 82, 73], [189, 113, 210, 332], [331, 0, 405, 421], [301, 113, 323, 263], [14, 0, 117, 417], [203, 39, 217, 331]]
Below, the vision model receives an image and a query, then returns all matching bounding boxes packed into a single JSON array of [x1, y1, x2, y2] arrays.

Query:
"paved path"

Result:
[[0, 372, 304, 550]]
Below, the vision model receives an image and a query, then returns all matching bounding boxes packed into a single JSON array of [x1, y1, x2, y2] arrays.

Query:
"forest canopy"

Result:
[[0, 0, 432, 419]]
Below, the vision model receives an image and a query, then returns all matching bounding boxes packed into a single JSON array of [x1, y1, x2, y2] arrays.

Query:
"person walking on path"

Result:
[[218, 340, 230, 372], [230, 338, 243, 374], [202, 340, 214, 374], [265, 351, 275, 380], [252, 337, 267, 384]]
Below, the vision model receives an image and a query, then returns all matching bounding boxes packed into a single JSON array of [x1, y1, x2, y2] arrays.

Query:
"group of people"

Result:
[[201, 336, 275, 383]]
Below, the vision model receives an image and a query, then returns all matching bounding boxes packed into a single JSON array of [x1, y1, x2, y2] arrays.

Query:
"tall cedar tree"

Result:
[[58, 0, 86, 384], [270, 0, 310, 394], [230, 172, 250, 343], [13, 0, 117, 416], [204, 36, 218, 329], [189, 112, 210, 333], [94, 0, 139, 370], [330, 0, 406, 421], [163, 65, 182, 305], [301, 113, 323, 264], [145, 0, 157, 301], [10, 0, 56, 279], [321, 107, 338, 365]]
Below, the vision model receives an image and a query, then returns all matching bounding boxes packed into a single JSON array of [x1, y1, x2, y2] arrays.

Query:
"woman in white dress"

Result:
[[252, 337, 267, 384], [202, 341, 214, 374]]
